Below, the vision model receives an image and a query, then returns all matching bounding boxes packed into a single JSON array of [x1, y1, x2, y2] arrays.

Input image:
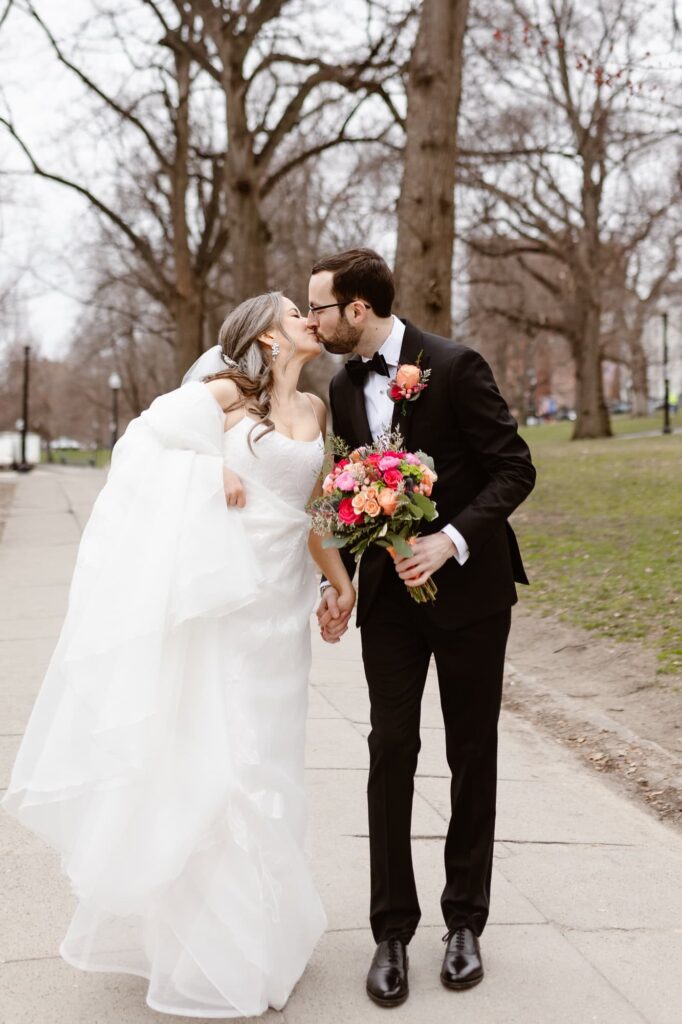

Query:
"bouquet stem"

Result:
[[407, 575, 438, 604]]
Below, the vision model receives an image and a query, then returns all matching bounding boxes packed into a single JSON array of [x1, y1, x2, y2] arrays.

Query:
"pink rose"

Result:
[[338, 498, 363, 525], [404, 453, 420, 465], [335, 471, 357, 491], [383, 467, 403, 488], [322, 473, 334, 494], [378, 455, 401, 471]]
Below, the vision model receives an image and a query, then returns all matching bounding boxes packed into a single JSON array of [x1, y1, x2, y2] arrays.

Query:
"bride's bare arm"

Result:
[[307, 488, 355, 606], [204, 378, 246, 507], [305, 393, 355, 613]]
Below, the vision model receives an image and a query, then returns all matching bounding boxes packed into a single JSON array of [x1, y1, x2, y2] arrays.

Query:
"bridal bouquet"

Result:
[[308, 431, 439, 603]]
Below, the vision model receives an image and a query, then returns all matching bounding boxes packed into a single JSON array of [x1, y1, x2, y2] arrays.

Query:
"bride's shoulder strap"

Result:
[[303, 392, 326, 432]]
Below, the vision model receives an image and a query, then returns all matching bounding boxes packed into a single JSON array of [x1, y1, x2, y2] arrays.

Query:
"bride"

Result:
[[2, 292, 355, 1018]]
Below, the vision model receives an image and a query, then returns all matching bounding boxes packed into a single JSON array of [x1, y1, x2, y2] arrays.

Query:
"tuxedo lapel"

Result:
[[340, 359, 373, 448], [390, 319, 429, 449]]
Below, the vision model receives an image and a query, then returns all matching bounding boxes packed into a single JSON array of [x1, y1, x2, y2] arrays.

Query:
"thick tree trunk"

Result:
[[226, 184, 269, 301], [174, 293, 204, 381], [394, 0, 469, 336], [570, 151, 611, 439], [222, 44, 269, 303], [571, 303, 612, 439], [171, 45, 206, 379], [630, 337, 649, 415]]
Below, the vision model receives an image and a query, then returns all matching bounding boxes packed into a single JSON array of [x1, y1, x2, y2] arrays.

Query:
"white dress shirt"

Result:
[[361, 317, 470, 565]]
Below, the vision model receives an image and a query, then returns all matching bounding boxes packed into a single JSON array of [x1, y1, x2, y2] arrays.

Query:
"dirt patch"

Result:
[[505, 604, 682, 829]]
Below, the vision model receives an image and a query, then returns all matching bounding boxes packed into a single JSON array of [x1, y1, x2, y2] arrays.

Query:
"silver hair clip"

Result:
[[221, 353, 239, 368]]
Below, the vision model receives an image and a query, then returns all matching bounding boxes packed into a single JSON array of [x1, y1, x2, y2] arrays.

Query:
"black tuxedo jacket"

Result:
[[328, 320, 536, 629]]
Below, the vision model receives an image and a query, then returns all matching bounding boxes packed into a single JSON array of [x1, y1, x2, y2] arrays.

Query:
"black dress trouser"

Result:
[[360, 566, 512, 944]]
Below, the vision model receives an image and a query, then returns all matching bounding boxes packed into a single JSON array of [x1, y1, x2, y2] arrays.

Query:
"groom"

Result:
[[309, 249, 536, 1006]]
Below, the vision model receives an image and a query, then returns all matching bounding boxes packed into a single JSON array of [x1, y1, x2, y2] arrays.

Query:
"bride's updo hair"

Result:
[[205, 291, 291, 445]]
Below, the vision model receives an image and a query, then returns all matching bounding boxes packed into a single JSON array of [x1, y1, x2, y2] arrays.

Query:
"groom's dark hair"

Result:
[[311, 248, 394, 318]]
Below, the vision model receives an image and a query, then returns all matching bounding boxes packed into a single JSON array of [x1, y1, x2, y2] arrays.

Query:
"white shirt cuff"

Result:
[[441, 525, 470, 566]]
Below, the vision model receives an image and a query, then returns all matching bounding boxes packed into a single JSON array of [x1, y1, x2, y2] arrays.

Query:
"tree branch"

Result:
[[0, 115, 171, 297], [25, 1, 170, 168]]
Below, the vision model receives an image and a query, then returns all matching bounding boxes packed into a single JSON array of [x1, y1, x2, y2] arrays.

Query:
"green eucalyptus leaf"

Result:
[[391, 536, 415, 558], [411, 492, 437, 519]]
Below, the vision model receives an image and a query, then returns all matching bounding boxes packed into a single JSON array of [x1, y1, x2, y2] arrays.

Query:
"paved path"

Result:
[[1, 467, 681, 1024]]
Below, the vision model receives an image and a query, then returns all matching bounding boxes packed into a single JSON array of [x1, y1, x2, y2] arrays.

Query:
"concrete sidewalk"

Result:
[[1, 467, 681, 1024]]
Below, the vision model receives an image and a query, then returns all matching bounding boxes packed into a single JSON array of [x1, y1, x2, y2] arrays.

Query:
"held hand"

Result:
[[393, 533, 455, 588], [316, 586, 353, 644], [223, 466, 246, 508], [337, 584, 356, 617]]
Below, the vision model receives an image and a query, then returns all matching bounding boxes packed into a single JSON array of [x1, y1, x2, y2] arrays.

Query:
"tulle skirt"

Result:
[[2, 388, 326, 1017]]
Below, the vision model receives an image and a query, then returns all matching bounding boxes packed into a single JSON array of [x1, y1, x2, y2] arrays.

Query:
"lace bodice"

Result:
[[223, 415, 324, 509]]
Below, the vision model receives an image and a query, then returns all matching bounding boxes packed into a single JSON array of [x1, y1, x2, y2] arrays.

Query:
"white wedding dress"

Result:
[[2, 381, 327, 1018]]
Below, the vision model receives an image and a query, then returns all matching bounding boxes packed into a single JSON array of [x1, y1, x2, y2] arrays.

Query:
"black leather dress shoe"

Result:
[[366, 938, 409, 1007], [440, 927, 484, 990]]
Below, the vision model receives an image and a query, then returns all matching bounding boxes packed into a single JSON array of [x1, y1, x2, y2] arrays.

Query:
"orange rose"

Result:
[[417, 466, 437, 495], [396, 364, 421, 389], [365, 499, 381, 517], [378, 488, 399, 515], [352, 492, 367, 513]]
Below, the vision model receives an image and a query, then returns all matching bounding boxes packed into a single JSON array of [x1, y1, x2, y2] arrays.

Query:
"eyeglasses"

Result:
[[307, 300, 371, 320]]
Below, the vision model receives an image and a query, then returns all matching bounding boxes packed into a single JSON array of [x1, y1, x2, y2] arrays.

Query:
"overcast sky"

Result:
[[1, 1, 680, 361], [0, 0, 397, 358], [0, 0, 102, 356]]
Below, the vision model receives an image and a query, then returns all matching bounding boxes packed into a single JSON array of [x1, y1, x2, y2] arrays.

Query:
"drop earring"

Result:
[[271, 341, 280, 361]]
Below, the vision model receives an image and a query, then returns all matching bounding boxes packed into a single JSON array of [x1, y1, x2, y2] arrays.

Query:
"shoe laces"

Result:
[[442, 926, 466, 949], [386, 937, 402, 965]]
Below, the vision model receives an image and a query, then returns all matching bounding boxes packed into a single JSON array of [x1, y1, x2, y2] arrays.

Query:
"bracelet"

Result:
[[319, 580, 333, 596]]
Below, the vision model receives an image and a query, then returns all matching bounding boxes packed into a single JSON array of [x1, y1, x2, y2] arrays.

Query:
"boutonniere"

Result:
[[388, 350, 431, 416]]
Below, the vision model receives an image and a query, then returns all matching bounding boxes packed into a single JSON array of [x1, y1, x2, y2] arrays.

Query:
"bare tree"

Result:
[[459, 0, 681, 438], [394, 0, 470, 335], [1, 1, 407, 378], [601, 218, 682, 413]]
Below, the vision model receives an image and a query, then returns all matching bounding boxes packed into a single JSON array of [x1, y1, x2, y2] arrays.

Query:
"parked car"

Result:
[[51, 436, 85, 450]]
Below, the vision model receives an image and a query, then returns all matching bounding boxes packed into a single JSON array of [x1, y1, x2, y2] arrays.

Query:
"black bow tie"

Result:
[[345, 351, 390, 385]]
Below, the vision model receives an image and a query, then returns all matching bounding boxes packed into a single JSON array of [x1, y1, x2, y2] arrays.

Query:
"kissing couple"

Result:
[[3, 248, 535, 1017]]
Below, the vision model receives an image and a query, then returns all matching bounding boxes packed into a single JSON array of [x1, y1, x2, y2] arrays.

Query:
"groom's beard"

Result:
[[317, 318, 362, 355]]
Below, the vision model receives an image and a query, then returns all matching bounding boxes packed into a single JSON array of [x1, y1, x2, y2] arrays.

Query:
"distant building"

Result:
[[466, 239, 575, 420], [465, 236, 659, 419]]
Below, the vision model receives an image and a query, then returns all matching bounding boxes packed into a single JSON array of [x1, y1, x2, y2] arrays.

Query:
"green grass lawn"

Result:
[[41, 449, 111, 468], [514, 414, 682, 676]]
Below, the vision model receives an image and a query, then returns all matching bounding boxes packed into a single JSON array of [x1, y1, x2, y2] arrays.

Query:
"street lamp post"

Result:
[[662, 312, 671, 436], [17, 345, 32, 473], [108, 371, 122, 451]]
